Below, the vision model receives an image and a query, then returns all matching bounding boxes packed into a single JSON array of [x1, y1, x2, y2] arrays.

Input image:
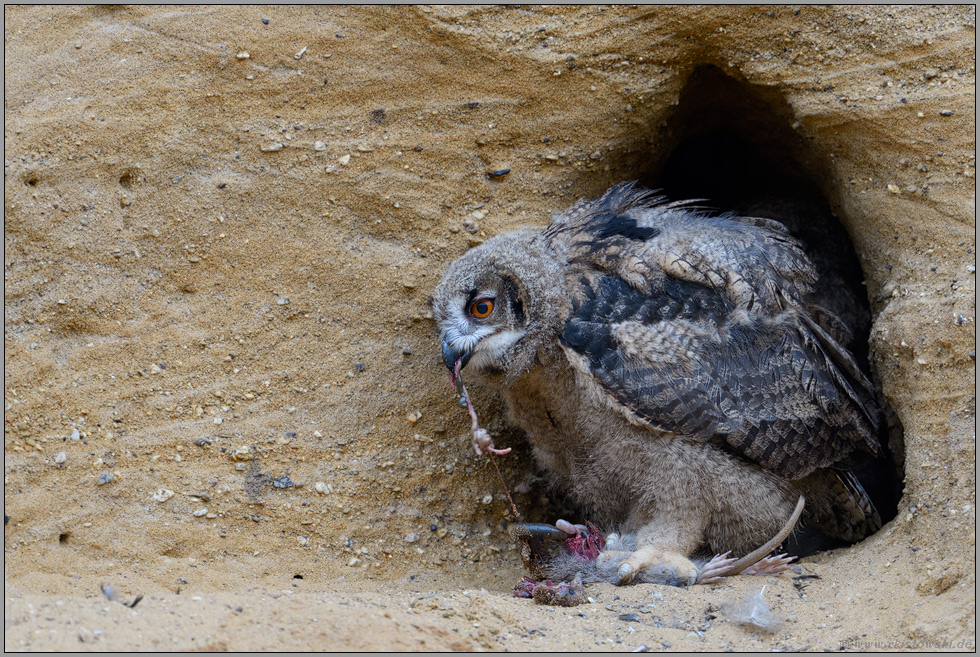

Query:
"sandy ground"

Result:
[[4, 5, 976, 652]]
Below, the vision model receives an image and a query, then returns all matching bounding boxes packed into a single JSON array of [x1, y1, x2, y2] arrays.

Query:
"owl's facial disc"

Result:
[[439, 285, 525, 375]]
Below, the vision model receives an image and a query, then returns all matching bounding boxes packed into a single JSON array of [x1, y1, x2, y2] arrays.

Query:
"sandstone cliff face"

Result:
[[5, 6, 975, 651]]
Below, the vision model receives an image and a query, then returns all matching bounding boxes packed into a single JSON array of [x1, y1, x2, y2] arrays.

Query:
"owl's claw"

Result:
[[555, 519, 589, 536]]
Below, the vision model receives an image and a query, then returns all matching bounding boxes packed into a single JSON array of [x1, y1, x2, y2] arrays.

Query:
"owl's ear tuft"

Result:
[[501, 274, 527, 325]]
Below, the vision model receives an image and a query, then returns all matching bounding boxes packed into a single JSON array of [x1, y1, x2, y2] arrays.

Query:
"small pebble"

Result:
[[461, 217, 479, 234], [481, 494, 493, 504], [261, 143, 284, 152], [192, 508, 208, 517], [54, 451, 67, 465], [277, 297, 290, 305], [293, 46, 308, 60], [348, 557, 362, 567], [273, 476, 294, 489], [152, 489, 175, 503], [314, 482, 331, 494], [405, 533, 420, 543], [96, 471, 114, 486], [939, 109, 954, 116], [488, 168, 510, 178], [338, 154, 351, 165], [236, 52, 250, 59], [70, 429, 80, 440], [230, 446, 254, 461], [261, 18, 269, 24], [314, 141, 327, 151]]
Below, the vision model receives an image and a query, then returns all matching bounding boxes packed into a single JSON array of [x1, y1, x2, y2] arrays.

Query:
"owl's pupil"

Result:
[[476, 302, 490, 315]]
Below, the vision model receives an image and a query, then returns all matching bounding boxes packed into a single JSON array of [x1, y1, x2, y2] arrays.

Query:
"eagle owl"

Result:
[[433, 183, 882, 585]]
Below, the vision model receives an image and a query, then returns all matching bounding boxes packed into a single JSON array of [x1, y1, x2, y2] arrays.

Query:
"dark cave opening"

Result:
[[640, 65, 905, 553]]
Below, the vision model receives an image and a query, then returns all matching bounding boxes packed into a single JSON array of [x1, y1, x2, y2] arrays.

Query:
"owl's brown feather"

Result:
[[555, 183, 879, 480], [433, 182, 883, 585]]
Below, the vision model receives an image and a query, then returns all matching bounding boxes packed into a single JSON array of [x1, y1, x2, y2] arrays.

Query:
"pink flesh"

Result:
[[450, 358, 510, 456]]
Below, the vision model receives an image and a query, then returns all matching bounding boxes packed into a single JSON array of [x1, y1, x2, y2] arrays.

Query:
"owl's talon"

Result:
[[555, 519, 578, 536], [617, 562, 635, 584]]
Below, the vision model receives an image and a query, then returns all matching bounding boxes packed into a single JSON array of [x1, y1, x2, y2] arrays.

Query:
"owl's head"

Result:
[[432, 230, 562, 379]]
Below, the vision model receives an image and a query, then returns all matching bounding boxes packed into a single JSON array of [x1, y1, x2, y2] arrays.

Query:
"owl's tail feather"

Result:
[[802, 469, 881, 542]]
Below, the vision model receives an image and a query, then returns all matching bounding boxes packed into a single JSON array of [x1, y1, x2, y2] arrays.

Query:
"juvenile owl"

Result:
[[432, 182, 882, 586]]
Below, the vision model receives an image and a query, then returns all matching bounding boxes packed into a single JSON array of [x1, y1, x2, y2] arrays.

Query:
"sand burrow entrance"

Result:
[[637, 65, 906, 551]]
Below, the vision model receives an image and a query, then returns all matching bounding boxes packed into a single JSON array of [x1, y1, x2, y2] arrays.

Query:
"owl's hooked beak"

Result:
[[442, 339, 473, 373]]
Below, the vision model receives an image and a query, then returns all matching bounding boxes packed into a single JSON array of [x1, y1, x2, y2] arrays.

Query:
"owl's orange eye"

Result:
[[470, 298, 494, 319]]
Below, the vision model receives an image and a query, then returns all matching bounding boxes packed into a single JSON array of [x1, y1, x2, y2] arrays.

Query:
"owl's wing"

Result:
[[552, 185, 880, 480]]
